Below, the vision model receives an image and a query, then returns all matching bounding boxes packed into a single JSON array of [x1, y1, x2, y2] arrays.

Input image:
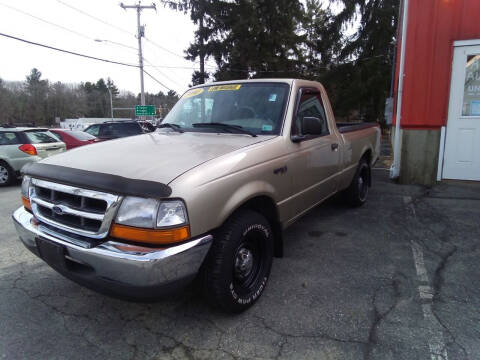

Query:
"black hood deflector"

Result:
[[22, 162, 172, 198]]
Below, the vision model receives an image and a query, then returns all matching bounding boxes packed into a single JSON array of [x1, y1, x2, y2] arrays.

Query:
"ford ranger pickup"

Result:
[[13, 79, 380, 312]]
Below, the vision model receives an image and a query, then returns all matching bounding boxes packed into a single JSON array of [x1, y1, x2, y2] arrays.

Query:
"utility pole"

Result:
[[107, 87, 113, 121], [199, 16, 205, 84], [120, 1, 156, 106]]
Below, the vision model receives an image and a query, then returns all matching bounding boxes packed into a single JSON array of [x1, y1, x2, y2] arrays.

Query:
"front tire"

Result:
[[0, 161, 13, 186], [344, 158, 370, 207], [203, 210, 273, 313]]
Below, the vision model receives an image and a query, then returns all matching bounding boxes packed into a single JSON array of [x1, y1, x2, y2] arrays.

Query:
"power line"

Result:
[[143, 64, 214, 70], [143, 57, 184, 88], [144, 37, 217, 67], [94, 39, 138, 52], [0, 2, 93, 41], [144, 37, 187, 60], [143, 69, 172, 91], [55, 0, 134, 37], [0, 2, 139, 56], [0, 32, 139, 68]]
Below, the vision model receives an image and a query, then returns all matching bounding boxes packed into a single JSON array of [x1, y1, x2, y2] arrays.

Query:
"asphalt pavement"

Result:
[[0, 171, 479, 360]]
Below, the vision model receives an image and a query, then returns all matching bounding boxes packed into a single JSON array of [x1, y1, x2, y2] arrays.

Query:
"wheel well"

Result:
[[362, 149, 372, 164], [361, 149, 372, 186], [236, 196, 283, 258], [0, 159, 11, 168]]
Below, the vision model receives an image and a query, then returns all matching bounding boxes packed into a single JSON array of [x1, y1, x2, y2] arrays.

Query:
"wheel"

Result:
[[203, 210, 274, 313], [344, 158, 370, 207], [0, 161, 13, 186]]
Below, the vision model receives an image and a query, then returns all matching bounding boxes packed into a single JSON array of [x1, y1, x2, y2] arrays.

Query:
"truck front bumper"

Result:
[[12, 206, 213, 299]]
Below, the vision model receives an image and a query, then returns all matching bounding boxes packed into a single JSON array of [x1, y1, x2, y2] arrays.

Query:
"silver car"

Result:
[[0, 127, 66, 186]]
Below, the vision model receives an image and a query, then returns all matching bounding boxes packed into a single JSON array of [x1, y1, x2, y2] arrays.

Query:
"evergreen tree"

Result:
[[25, 68, 49, 125], [324, 0, 399, 123]]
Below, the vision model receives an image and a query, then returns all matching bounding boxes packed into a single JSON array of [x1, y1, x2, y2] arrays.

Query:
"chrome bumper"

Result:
[[12, 206, 212, 299]]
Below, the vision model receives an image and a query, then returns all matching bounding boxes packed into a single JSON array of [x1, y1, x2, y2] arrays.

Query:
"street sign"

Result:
[[135, 105, 156, 116]]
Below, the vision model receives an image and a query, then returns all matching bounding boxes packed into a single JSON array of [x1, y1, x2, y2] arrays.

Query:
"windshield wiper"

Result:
[[157, 123, 184, 133], [192, 122, 256, 137]]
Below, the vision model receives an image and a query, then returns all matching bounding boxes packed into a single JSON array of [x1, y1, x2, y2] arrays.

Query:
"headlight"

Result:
[[115, 196, 159, 228], [112, 197, 190, 245], [157, 200, 188, 227], [115, 197, 188, 229], [21, 176, 31, 199]]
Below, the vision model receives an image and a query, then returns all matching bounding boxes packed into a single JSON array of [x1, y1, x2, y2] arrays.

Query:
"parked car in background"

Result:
[[84, 121, 145, 140], [0, 127, 66, 186], [49, 129, 99, 150]]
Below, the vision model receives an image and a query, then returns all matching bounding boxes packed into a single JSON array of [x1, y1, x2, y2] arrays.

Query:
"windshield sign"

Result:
[[162, 83, 290, 135]]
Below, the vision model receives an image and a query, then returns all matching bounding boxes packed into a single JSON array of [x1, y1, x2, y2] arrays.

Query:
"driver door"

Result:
[[287, 88, 341, 216]]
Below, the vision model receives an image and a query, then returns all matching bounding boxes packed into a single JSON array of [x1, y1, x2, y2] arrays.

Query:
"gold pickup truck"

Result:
[[13, 79, 380, 312]]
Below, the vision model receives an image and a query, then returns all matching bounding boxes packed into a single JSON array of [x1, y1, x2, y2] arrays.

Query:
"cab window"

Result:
[[292, 89, 329, 137], [0, 132, 20, 145]]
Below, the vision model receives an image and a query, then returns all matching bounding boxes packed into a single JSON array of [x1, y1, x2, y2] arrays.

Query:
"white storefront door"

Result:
[[443, 41, 480, 181]]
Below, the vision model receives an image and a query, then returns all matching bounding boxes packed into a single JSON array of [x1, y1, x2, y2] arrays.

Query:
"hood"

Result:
[[40, 131, 274, 185]]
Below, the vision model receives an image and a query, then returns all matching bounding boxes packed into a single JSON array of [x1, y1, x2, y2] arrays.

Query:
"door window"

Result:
[[462, 54, 480, 116], [292, 90, 329, 136]]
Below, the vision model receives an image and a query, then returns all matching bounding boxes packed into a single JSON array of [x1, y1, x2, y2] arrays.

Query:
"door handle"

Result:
[[331, 143, 339, 151]]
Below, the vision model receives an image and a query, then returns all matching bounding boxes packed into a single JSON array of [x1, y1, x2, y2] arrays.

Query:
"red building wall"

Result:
[[394, 0, 480, 129]]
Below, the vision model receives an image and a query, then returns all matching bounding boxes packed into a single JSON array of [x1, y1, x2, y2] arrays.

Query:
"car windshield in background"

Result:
[[162, 82, 290, 135], [69, 131, 96, 141], [102, 123, 142, 137], [24, 130, 59, 144]]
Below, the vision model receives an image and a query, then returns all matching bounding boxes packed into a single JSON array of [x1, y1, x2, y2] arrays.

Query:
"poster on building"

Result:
[[463, 55, 480, 116]]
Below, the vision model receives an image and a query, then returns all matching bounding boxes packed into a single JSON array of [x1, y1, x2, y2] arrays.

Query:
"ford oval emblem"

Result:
[[52, 205, 64, 216]]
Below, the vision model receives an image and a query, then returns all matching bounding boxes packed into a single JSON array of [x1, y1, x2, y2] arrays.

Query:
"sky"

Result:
[[0, 0, 217, 96], [0, 0, 346, 97]]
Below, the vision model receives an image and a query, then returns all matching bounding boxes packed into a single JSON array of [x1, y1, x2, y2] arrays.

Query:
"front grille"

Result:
[[35, 186, 107, 213], [30, 178, 121, 239], [36, 204, 102, 232]]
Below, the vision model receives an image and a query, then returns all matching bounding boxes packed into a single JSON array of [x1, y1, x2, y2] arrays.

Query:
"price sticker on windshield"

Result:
[[208, 84, 242, 92], [183, 88, 204, 99]]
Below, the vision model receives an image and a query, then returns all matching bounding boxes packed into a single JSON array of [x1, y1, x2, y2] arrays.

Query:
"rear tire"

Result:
[[344, 158, 370, 207], [203, 210, 273, 313], [0, 161, 13, 186]]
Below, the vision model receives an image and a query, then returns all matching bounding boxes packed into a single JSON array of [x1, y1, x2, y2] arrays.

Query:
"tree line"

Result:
[[0, 68, 179, 126], [1, 0, 398, 126], [164, 0, 399, 124]]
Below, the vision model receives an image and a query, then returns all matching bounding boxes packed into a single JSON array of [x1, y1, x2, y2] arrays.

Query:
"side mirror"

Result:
[[302, 116, 323, 136]]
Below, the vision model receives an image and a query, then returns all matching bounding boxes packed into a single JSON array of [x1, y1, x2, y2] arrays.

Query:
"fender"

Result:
[[218, 180, 278, 227]]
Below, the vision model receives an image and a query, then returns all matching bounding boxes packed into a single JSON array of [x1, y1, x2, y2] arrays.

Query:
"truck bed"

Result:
[[336, 122, 379, 134]]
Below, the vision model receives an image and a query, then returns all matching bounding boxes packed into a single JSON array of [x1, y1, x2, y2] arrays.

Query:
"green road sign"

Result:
[[135, 105, 156, 116]]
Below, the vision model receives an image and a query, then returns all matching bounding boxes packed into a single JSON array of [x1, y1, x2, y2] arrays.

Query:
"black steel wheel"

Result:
[[202, 210, 273, 313], [344, 158, 371, 207]]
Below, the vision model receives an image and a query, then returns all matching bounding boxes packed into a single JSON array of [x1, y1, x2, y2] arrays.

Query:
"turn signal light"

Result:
[[21, 196, 31, 211], [110, 224, 190, 245], [19, 144, 37, 156]]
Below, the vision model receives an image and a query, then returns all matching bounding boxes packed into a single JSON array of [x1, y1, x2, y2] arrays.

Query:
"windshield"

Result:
[[162, 82, 290, 135], [24, 130, 60, 144]]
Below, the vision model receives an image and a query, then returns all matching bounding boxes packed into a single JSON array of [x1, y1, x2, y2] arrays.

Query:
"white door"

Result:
[[443, 43, 480, 181]]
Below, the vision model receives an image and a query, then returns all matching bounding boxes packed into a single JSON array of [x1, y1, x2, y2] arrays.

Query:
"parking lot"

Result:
[[1, 171, 479, 360]]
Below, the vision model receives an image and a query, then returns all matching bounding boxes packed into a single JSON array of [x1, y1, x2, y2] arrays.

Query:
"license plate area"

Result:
[[35, 237, 95, 275], [35, 237, 67, 271]]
